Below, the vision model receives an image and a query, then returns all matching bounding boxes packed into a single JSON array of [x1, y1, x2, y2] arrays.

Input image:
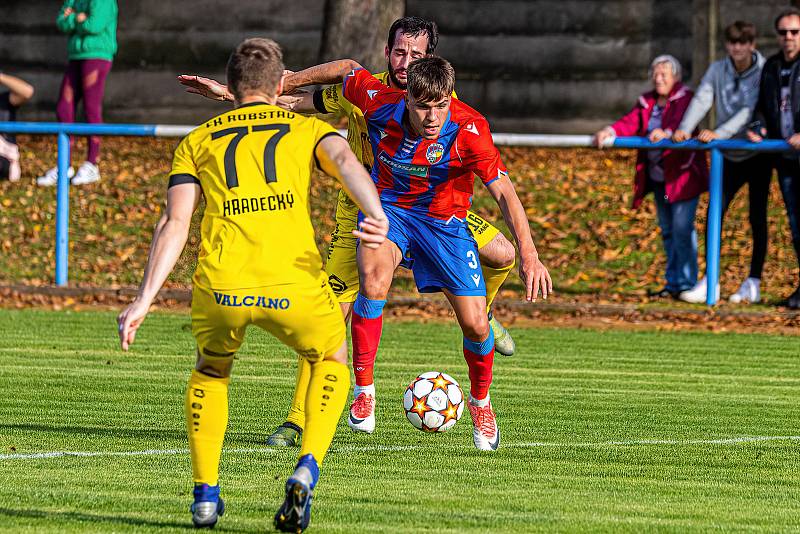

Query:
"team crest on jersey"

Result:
[[426, 143, 445, 164]]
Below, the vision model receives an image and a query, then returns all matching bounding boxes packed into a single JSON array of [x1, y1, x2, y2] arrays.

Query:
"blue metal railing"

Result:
[[0, 121, 794, 305]]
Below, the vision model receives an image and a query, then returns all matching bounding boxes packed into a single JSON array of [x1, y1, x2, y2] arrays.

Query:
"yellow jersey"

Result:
[[169, 102, 339, 290]]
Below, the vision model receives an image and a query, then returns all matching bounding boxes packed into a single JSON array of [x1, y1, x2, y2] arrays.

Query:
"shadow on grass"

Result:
[[0, 423, 283, 448], [0, 506, 260, 532]]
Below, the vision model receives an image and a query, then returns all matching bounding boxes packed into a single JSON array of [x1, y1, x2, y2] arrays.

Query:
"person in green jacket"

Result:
[[37, 0, 118, 187]]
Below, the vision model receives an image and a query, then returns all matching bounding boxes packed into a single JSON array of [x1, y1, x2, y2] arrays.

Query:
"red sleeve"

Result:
[[342, 67, 386, 118], [459, 117, 508, 186], [610, 101, 644, 137]]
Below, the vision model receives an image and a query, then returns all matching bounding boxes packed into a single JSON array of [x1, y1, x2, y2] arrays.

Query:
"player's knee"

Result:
[[196, 349, 235, 378], [359, 270, 392, 299], [479, 235, 516, 269], [462, 316, 490, 342], [323, 341, 348, 365]]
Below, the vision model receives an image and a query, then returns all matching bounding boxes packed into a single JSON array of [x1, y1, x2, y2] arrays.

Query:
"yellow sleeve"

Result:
[[168, 136, 200, 188], [316, 83, 353, 118], [311, 119, 343, 169]]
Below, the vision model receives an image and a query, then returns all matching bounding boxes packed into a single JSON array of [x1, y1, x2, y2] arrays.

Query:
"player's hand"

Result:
[[788, 133, 800, 150], [280, 69, 295, 94], [520, 253, 552, 302], [353, 217, 389, 249], [697, 129, 719, 143], [648, 128, 669, 142], [117, 298, 151, 351], [177, 75, 233, 102], [75, 12, 87, 22], [63, 7, 74, 16], [672, 129, 690, 142]]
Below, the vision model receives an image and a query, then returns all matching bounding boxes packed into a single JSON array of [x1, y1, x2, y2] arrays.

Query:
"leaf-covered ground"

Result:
[[2, 136, 798, 304]]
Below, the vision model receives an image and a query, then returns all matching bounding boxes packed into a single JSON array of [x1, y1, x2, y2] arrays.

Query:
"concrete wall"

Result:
[[1, 0, 794, 132]]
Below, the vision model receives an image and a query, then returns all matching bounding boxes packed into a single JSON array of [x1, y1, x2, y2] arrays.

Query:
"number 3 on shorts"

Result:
[[466, 250, 478, 270]]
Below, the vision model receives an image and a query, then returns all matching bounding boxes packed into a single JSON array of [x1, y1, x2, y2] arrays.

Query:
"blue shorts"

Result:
[[361, 205, 486, 297]]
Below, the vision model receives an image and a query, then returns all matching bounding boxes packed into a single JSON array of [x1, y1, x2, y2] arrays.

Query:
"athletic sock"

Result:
[[482, 261, 514, 311], [463, 331, 495, 400], [354, 383, 375, 398], [351, 294, 386, 386], [186, 370, 230, 486], [285, 355, 312, 430], [469, 392, 491, 407], [299, 360, 350, 465]]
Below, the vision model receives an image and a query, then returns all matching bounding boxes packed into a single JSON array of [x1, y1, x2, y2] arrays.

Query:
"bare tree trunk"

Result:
[[318, 0, 406, 72]]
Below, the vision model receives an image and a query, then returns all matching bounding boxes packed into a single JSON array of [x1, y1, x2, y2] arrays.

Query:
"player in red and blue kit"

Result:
[[340, 56, 552, 451]]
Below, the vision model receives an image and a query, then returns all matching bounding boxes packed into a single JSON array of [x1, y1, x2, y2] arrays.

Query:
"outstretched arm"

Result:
[[315, 134, 387, 248], [282, 59, 362, 93], [486, 176, 552, 301], [117, 184, 200, 350], [177, 75, 234, 102]]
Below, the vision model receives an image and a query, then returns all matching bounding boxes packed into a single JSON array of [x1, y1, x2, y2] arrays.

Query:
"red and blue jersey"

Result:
[[342, 68, 508, 220]]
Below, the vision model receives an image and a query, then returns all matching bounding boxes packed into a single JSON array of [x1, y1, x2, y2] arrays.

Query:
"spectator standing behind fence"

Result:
[[593, 55, 709, 299], [37, 0, 118, 187], [672, 21, 767, 304], [0, 71, 34, 182], [748, 8, 800, 310]]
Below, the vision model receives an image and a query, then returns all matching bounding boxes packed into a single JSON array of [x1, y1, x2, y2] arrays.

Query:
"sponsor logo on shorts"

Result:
[[471, 273, 482, 287], [328, 274, 348, 295], [426, 143, 444, 164], [212, 292, 290, 309]]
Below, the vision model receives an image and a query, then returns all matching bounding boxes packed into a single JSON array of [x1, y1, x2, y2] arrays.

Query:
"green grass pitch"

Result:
[[1, 308, 799, 532]]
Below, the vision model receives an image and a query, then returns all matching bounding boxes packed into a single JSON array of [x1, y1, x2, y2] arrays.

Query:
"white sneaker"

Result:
[[678, 276, 719, 304], [729, 277, 761, 304], [347, 392, 375, 433], [468, 395, 499, 451], [71, 162, 100, 185], [36, 166, 75, 187]]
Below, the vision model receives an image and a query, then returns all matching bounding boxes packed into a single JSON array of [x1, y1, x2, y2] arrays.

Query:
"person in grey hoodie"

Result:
[[672, 21, 768, 304]]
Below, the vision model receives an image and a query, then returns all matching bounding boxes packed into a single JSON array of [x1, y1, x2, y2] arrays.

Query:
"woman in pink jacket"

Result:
[[594, 55, 708, 299]]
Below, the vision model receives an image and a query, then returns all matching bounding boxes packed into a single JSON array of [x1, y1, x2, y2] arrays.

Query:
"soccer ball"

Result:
[[403, 372, 464, 432]]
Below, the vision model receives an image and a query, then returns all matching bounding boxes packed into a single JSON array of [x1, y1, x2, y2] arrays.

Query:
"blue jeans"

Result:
[[775, 158, 800, 278], [651, 182, 699, 292]]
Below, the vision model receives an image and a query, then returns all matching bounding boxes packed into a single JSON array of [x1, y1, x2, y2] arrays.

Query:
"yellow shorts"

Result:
[[325, 190, 502, 304], [191, 275, 345, 362]]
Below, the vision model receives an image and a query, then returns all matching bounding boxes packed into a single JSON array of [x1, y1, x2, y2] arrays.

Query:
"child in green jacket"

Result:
[[38, 0, 118, 187]]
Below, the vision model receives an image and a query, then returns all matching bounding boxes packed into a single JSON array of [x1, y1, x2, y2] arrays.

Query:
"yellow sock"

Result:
[[482, 260, 515, 312], [299, 360, 350, 465], [286, 355, 312, 429], [186, 370, 230, 486]]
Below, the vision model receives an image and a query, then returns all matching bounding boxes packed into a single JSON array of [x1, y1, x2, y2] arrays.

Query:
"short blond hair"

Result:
[[226, 38, 284, 100]]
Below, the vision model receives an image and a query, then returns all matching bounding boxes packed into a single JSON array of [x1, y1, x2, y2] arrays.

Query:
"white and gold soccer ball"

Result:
[[403, 372, 464, 432]]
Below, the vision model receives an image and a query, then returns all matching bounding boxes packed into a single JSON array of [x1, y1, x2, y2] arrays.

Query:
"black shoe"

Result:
[[779, 286, 800, 309], [647, 287, 678, 299]]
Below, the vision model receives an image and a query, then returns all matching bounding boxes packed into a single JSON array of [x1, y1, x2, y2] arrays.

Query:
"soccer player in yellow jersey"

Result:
[[118, 38, 388, 533], [179, 17, 519, 448]]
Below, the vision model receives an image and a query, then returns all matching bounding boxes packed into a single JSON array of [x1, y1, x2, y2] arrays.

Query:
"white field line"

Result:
[[2, 435, 799, 461]]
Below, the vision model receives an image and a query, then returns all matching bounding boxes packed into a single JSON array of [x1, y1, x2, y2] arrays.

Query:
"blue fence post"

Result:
[[706, 148, 724, 305], [55, 131, 70, 287]]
